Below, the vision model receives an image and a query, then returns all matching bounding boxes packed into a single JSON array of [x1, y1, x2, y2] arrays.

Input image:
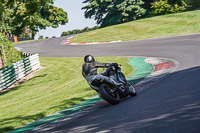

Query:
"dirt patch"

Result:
[[87, 32, 97, 35], [0, 67, 44, 93]]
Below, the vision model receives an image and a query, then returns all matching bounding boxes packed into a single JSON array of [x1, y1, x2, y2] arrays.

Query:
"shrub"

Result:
[[61, 26, 100, 37], [38, 35, 44, 40], [184, 0, 200, 10], [150, 0, 186, 16], [0, 33, 23, 67]]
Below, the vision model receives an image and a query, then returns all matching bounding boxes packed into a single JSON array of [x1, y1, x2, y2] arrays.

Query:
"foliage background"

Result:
[[61, 26, 100, 37], [0, 33, 23, 67], [0, 0, 68, 39], [82, 0, 146, 27]]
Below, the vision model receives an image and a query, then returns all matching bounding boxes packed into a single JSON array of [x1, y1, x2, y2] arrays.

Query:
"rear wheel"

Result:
[[99, 84, 120, 105], [127, 82, 137, 96]]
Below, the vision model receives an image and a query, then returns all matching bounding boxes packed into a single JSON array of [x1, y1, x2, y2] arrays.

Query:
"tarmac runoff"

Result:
[[8, 57, 178, 133]]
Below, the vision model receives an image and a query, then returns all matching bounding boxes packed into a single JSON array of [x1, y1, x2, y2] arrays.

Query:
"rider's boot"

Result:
[[100, 77, 120, 88], [109, 76, 122, 87]]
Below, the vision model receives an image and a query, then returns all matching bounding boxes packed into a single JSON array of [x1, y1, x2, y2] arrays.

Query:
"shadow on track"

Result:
[[44, 66, 200, 133]]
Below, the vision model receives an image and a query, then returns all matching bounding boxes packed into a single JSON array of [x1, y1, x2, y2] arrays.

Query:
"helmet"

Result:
[[84, 55, 95, 63]]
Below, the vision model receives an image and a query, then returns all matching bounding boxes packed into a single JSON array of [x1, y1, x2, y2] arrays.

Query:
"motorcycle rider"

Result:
[[82, 55, 121, 92]]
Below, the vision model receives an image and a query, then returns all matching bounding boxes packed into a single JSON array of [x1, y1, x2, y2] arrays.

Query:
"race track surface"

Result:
[[15, 34, 200, 133]]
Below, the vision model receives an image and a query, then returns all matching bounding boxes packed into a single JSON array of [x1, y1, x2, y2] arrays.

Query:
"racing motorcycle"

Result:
[[89, 64, 137, 105]]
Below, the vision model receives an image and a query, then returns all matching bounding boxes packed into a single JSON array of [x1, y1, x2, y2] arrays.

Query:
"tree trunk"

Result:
[[32, 32, 35, 39], [25, 26, 29, 38], [0, 43, 6, 67], [0, 57, 3, 69]]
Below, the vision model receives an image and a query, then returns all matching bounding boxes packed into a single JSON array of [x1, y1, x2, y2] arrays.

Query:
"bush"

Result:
[[150, 0, 186, 16], [38, 35, 44, 40], [61, 26, 100, 37], [0, 33, 23, 67], [184, 0, 200, 10]]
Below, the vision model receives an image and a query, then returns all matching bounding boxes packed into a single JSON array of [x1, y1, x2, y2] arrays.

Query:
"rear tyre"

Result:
[[127, 82, 137, 96], [99, 84, 120, 105]]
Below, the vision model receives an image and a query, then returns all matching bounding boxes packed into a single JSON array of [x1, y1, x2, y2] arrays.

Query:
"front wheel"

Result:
[[99, 84, 120, 105], [127, 82, 137, 96]]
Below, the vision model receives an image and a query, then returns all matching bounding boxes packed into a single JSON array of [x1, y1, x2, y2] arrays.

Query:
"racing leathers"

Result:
[[82, 61, 117, 92]]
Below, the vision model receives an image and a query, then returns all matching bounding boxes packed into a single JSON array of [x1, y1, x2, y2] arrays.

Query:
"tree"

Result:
[[141, 0, 155, 12], [83, 27, 89, 32], [38, 35, 44, 40], [0, 0, 68, 39], [185, 0, 200, 9], [0, 0, 54, 21], [82, 0, 146, 27], [0, 6, 16, 36]]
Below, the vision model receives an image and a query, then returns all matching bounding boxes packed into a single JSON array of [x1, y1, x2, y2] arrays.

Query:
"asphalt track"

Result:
[[15, 34, 200, 133]]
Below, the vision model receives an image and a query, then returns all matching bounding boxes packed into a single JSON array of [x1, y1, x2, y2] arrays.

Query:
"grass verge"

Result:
[[0, 57, 135, 132], [71, 10, 200, 43]]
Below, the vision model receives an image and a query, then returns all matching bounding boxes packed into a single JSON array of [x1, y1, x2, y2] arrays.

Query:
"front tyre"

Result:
[[99, 84, 120, 105], [127, 82, 137, 96]]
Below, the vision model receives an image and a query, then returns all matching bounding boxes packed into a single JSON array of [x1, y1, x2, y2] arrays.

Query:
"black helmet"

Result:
[[84, 55, 95, 63]]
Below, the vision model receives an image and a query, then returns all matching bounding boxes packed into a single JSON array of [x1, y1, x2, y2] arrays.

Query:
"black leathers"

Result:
[[82, 61, 112, 79]]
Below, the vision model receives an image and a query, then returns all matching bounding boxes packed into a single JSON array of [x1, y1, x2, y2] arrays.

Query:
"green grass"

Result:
[[71, 10, 200, 43], [0, 57, 135, 132]]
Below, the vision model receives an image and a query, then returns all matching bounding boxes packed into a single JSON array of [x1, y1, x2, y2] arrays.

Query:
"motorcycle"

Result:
[[89, 64, 137, 105]]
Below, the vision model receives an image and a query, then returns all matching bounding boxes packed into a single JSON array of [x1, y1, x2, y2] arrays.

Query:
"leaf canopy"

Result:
[[0, 0, 68, 39], [82, 0, 146, 27]]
